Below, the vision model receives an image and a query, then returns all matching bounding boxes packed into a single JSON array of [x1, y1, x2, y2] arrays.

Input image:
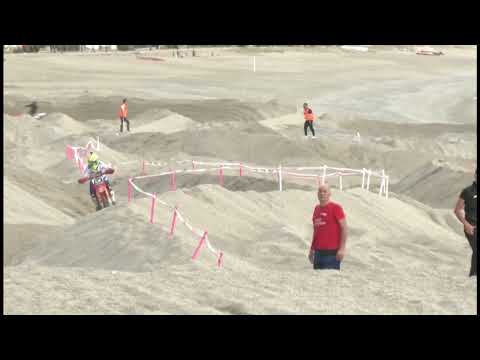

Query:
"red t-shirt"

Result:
[[311, 202, 346, 250]]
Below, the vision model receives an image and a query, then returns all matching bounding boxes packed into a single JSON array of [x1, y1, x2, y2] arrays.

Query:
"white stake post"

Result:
[[361, 168, 366, 189], [379, 179, 385, 196], [379, 170, 385, 196], [366, 170, 372, 191], [385, 176, 389, 199], [322, 165, 327, 185], [339, 174, 343, 191], [278, 165, 283, 192]]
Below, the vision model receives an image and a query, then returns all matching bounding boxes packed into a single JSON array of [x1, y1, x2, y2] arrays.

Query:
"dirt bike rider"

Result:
[[84, 152, 116, 209]]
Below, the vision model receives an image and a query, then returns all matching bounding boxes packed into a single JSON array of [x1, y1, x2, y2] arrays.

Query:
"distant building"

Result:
[[85, 45, 118, 51], [4, 45, 22, 52]]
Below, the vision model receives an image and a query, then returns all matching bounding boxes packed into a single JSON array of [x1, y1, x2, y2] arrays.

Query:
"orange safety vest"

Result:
[[119, 103, 128, 118], [304, 108, 315, 121]]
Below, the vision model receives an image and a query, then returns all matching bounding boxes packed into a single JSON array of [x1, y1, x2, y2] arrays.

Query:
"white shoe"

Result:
[[312, 136, 316, 139]]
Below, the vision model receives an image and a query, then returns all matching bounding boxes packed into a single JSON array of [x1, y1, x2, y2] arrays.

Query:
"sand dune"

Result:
[[3, 46, 476, 314], [4, 177, 75, 226], [6, 184, 475, 314], [395, 160, 475, 208], [133, 113, 196, 134]]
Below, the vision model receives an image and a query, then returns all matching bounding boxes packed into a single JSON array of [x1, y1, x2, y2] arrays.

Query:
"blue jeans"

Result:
[[314, 250, 341, 270]]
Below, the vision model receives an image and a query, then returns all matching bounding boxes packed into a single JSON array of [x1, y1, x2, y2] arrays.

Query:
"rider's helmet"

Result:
[[87, 152, 100, 171]]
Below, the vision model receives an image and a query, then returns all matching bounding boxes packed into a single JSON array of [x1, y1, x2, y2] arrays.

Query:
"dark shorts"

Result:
[[314, 250, 341, 270]]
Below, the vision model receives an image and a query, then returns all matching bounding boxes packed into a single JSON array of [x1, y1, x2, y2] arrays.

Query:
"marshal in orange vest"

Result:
[[119, 103, 129, 118], [304, 108, 315, 121]]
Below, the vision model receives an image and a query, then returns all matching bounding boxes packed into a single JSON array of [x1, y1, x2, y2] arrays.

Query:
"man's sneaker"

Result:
[[312, 136, 316, 139]]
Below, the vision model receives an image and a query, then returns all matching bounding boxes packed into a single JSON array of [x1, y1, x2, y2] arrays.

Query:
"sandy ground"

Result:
[[3, 45, 477, 314]]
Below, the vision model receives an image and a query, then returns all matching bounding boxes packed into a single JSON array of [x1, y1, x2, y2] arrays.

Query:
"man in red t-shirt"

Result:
[[308, 183, 348, 270]]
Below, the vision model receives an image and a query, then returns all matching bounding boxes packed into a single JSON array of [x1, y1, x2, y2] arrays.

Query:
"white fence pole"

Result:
[[361, 168, 366, 189], [378, 170, 385, 196], [366, 170, 372, 191], [322, 165, 327, 185], [339, 174, 343, 191], [278, 165, 283, 192], [385, 176, 389, 199], [379, 178, 385, 196]]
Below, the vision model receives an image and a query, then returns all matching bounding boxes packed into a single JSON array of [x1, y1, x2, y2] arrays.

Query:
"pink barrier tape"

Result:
[[282, 171, 321, 178], [156, 199, 172, 208], [149, 193, 157, 224], [217, 251, 224, 267], [136, 160, 168, 168], [66, 145, 74, 160], [125, 158, 391, 266], [192, 231, 208, 260], [176, 210, 195, 232], [133, 171, 179, 181], [243, 165, 276, 173], [118, 160, 144, 165], [169, 206, 178, 239], [336, 172, 359, 177], [292, 166, 364, 173], [219, 166, 224, 187], [183, 168, 208, 174], [128, 178, 133, 202], [205, 237, 220, 256], [193, 161, 240, 167], [68, 138, 102, 175], [129, 179, 155, 198]]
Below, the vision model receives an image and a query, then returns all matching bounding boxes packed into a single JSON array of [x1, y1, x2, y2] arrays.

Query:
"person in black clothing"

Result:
[[25, 101, 38, 117], [454, 168, 477, 277]]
